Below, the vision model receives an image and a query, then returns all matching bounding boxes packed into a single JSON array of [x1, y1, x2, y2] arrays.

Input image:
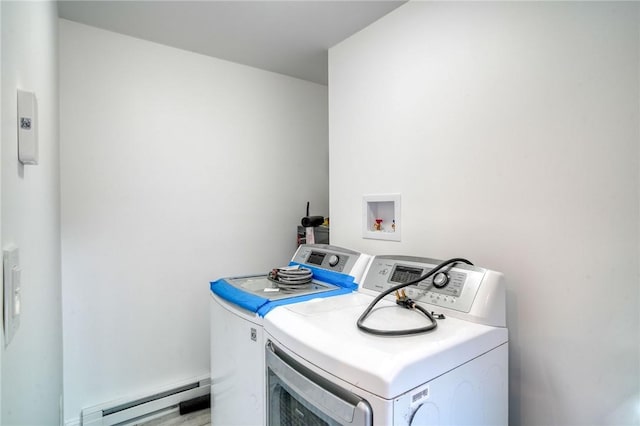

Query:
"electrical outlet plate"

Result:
[[3, 245, 21, 347], [17, 90, 38, 165]]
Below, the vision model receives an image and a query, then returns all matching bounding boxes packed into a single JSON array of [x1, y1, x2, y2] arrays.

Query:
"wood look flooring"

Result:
[[137, 408, 210, 426]]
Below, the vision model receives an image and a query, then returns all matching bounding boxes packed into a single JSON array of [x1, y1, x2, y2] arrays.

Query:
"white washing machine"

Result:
[[263, 255, 508, 425], [209, 244, 371, 426]]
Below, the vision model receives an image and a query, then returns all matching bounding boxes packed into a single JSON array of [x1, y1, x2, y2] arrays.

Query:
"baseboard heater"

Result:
[[80, 376, 210, 426]]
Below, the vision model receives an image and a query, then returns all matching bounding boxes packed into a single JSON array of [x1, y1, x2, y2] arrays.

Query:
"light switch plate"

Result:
[[3, 245, 21, 347], [17, 90, 38, 165]]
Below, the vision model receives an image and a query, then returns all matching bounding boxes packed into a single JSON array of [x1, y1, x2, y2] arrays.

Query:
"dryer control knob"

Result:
[[328, 255, 340, 267], [433, 272, 449, 288]]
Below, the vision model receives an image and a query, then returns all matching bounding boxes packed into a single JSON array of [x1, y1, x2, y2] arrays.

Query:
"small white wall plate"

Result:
[[3, 245, 21, 347], [17, 90, 39, 165], [362, 194, 401, 241]]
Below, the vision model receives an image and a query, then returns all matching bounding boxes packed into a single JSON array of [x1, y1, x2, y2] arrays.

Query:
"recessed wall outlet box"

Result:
[[17, 90, 38, 165], [3, 245, 22, 347], [362, 194, 401, 241]]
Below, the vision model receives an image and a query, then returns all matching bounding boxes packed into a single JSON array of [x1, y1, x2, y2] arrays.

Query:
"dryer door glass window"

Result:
[[266, 342, 372, 426], [269, 374, 337, 426]]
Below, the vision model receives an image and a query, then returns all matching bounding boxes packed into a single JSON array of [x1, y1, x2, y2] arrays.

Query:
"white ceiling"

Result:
[[57, 1, 406, 85]]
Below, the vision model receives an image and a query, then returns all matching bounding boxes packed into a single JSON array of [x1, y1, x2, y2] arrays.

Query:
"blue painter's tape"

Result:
[[210, 279, 268, 313], [256, 287, 353, 316], [287, 262, 357, 290], [210, 265, 357, 317]]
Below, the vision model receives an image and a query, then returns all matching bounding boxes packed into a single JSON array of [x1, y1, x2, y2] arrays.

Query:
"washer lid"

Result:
[[210, 274, 354, 316], [264, 293, 508, 400], [225, 275, 338, 301]]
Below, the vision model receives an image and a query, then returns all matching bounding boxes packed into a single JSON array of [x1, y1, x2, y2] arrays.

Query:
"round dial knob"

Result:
[[432, 272, 449, 288], [328, 255, 340, 267]]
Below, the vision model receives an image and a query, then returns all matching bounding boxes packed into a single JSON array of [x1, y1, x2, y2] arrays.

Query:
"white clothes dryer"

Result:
[[264, 255, 508, 426], [209, 244, 371, 426]]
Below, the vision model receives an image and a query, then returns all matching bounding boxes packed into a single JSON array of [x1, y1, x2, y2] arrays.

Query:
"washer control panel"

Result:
[[292, 244, 359, 274], [362, 256, 486, 313]]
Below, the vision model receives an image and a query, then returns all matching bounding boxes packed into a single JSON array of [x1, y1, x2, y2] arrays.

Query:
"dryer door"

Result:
[[266, 341, 372, 426]]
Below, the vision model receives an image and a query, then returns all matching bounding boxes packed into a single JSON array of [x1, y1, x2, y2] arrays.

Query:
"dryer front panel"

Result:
[[266, 341, 372, 426]]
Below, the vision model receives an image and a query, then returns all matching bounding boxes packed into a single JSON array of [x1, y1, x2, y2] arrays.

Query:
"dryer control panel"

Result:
[[362, 256, 487, 314]]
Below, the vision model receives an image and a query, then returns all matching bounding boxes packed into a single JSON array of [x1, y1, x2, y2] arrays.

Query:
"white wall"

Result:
[[1, 1, 62, 424], [329, 2, 639, 425], [1, 2, 3, 419], [59, 19, 328, 422]]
